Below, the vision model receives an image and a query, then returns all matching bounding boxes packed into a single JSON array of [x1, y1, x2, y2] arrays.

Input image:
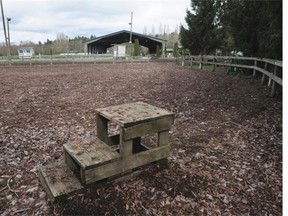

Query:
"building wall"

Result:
[[18, 48, 34, 58]]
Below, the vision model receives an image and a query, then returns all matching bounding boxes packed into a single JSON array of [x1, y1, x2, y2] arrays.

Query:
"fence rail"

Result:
[[0, 54, 151, 66], [177, 55, 282, 97]]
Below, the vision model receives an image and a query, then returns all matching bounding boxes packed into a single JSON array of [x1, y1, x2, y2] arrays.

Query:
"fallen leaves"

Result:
[[0, 62, 282, 215]]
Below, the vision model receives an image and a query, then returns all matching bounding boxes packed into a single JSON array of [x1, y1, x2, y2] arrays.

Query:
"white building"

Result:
[[113, 45, 126, 58], [17, 47, 35, 59]]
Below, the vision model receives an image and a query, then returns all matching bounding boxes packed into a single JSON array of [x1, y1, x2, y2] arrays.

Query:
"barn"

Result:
[[84, 30, 164, 55]]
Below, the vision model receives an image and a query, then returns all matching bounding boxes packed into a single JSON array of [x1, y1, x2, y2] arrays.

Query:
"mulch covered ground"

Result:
[[0, 62, 282, 215]]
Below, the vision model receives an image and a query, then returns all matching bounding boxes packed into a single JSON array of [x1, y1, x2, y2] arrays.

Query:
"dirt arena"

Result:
[[0, 62, 282, 215]]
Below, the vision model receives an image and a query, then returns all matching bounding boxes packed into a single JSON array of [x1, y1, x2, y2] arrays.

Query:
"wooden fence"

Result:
[[176, 55, 282, 97], [0, 54, 151, 66]]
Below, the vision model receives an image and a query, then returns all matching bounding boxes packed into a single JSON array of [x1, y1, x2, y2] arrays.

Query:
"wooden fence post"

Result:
[[199, 56, 203, 69], [261, 62, 268, 85], [268, 75, 272, 87], [253, 60, 257, 78], [230, 57, 234, 73], [191, 57, 193, 68], [271, 66, 278, 97], [212, 58, 216, 72], [174, 55, 281, 94]]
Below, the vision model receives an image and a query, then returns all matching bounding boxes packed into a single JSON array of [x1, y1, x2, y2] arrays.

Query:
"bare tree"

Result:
[[166, 24, 170, 35], [143, 26, 148, 35], [174, 25, 179, 35], [151, 25, 155, 36], [53, 33, 69, 54], [158, 23, 163, 36]]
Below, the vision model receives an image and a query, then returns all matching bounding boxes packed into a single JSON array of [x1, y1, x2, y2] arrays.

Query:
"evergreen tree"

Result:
[[222, 0, 282, 59], [156, 45, 161, 57], [259, 1, 282, 60], [180, 0, 223, 55], [180, 0, 282, 60], [133, 39, 140, 56], [173, 42, 179, 57]]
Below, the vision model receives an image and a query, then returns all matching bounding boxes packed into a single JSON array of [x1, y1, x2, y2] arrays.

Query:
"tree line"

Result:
[[180, 0, 282, 60], [0, 33, 96, 56], [0, 30, 180, 57]]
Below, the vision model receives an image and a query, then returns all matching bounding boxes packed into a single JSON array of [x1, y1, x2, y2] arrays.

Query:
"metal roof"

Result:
[[85, 30, 165, 54], [85, 30, 164, 44]]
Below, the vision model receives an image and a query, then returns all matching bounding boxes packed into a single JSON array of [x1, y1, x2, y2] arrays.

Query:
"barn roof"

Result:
[[85, 30, 165, 54]]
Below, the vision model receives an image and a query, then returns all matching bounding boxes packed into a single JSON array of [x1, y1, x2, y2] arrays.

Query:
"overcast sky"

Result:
[[0, 0, 190, 44]]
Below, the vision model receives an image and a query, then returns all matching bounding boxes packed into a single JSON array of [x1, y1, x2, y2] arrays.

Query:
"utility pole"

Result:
[[128, 12, 133, 58], [162, 24, 166, 57], [0, 0, 8, 47], [0, 0, 10, 61], [129, 12, 133, 43], [7, 17, 11, 60]]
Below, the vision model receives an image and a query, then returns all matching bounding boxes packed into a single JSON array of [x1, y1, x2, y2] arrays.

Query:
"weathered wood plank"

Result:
[[38, 161, 83, 203], [261, 62, 268, 85], [96, 112, 120, 146], [261, 73, 266, 85], [253, 60, 257, 77], [192, 55, 258, 61], [63, 138, 120, 169], [120, 128, 133, 157], [185, 55, 282, 87], [191, 60, 282, 86], [208, 61, 255, 70], [95, 102, 174, 127], [212, 58, 216, 72], [271, 66, 278, 97], [64, 151, 79, 171], [190, 55, 282, 68], [255, 66, 282, 85], [158, 130, 169, 147], [96, 114, 109, 143], [84, 145, 169, 184], [123, 116, 174, 141], [271, 80, 276, 97], [108, 170, 143, 183], [262, 58, 282, 67]]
